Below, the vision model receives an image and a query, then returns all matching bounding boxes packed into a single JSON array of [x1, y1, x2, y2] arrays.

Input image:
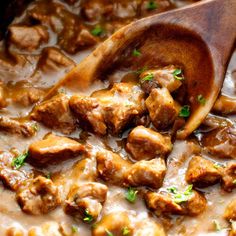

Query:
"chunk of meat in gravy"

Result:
[[92, 82, 146, 134], [28, 133, 85, 164], [185, 155, 222, 187], [126, 125, 172, 161], [140, 65, 182, 94], [65, 182, 107, 221], [201, 126, 236, 159], [0, 82, 7, 108], [124, 158, 166, 189], [145, 88, 180, 130], [213, 95, 236, 115], [222, 162, 236, 192], [5, 227, 24, 236], [69, 96, 107, 135], [37, 47, 75, 73], [224, 199, 236, 221], [96, 150, 131, 185], [0, 116, 37, 137], [16, 176, 61, 215], [31, 94, 76, 134], [92, 212, 133, 236], [8, 25, 49, 51]]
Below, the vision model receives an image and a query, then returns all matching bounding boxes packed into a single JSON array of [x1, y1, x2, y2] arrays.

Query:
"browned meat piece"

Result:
[[69, 96, 107, 135], [31, 94, 76, 134], [145, 88, 180, 130], [140, 65, 182, 93], [213, 95, 236, 115], [5, 227, 24, 236], [0, 82, 7, 108], [96, 150, 131, 185], [0, 116, 37, 137], [222, 162, 236, 192], [8, 25, 49, 51], [201, 126, 236, 159], [134, 219, 166, 236], [145, 192, 183, 216], [224, 199, 236, 221], [29, 133, 85, 164], [65, 182, 107, 222], [37, 47, 75, 73], [92, 212, 133, 236], [145, 188, 206, 216], [16, 176, 60, 215], [70, 82, 146, 135], [126, 126, 172, 160], [186, 156, 222, 187], [124, 158, 166, 189]]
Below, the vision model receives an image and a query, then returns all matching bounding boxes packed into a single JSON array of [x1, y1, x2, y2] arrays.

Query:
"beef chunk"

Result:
[[126, 126, 172, 161], [140, 65, 182, 93], [29, 133, 85, 164], [0, 116, 37, 137], [145, 188, 206, 216], [134, 219, 166, 236], [222, 162, 236, 192], [69, 96, 107, 135], [6, 227, 24, 236], [16, 176, 61, 215], [96, 150, 131, 185], [145, 88, 180, 130], [70, 82, 146, 135], [213, 95, 236, 115], [186, 156, 222, 187], [145, 192, 183, 216], [65, 182, 107, 222], [31, 94, 76, 134], [124, 158, 166, 189], [37, 47, 75, 73], [201, 126, 236, 159], [92, 212, 132, 236], [224, 199, 236, 221], [8, 25, 49, 51]]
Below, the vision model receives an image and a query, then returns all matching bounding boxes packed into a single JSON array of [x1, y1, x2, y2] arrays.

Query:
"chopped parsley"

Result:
[[11, 151, 29, 169], [146, 1, 158, 10], [179, 105, 190, 118], [167, 185, 193, 204], [173, 69, 184, 81], [197, 94, 206, 105], [46, 173, 51, 179], [91, 26, 104, 36], [31, 123, 38, 132], [122, 226, 130, 235], [213, 162, 225, 169], [71, 225, 78, 233], [140, 73, 154, 83], [83, 209, 93, 223], [105, 229, 113, 236], [135, 66, 147, 75], [125, 187, 138, 203], [132, 49, 141, 57], [213, 219, 221, 231]]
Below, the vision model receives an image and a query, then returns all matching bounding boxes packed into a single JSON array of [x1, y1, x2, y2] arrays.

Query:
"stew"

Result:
[[0, 0, 235, 235]]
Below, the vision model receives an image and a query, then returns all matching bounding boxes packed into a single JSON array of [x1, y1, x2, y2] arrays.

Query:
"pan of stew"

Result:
[[0, 0, 235, 235]]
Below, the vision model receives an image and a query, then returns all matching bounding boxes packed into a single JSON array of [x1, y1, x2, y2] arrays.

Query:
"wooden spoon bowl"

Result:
[[46, 0, 236, 139]]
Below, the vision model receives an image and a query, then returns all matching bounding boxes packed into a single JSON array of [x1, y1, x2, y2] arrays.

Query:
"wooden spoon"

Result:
[[45, 0, 236, 139]]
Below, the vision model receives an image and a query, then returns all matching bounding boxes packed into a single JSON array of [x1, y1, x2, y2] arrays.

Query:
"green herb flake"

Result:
[[122, 226, 130, 235], [233, 179, 236, 185], [197, 94, 206, 105], [31, 123, 38, 132], [71, 225, 78, 233], [184, 184, 193, 196], [105, 229, 113, 236], [173, 69, 184, 81], [140, 73, 154, 83], [46, 173, 51, 179], [11, 151, 29, 169], [91, 26, 104, 36], [132, 49, 141, 57], [83, 209, 93, 223], [179, 105, 190, 118], [167, 186, 178, 194], [146, 1, 158, 10], [125, 187, 138, 203], [135, 66, 147, 75], [213, 219, 221, 231], [167, 185, 193, 204]]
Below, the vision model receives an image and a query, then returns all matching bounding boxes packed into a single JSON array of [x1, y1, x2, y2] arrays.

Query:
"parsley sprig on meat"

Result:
[[167, 185, 193, 204], [11, 151, 29, 169]]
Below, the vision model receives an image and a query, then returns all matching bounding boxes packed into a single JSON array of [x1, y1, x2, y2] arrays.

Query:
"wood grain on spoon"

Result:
[[45, 0, 236, 139]]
